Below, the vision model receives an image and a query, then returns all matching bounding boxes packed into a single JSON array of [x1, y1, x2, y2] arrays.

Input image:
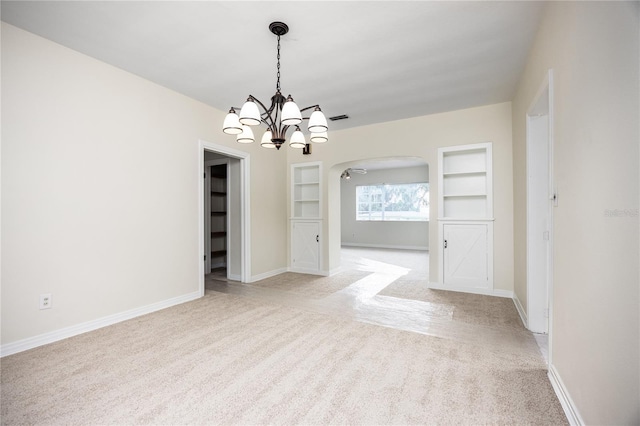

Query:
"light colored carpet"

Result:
[[234, 270, 372, 298], [378, 279, 525, 330], [1, 290, 566, 425]]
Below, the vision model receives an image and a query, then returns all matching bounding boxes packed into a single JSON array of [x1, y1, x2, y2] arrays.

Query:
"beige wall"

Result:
[[290, 102, 513, 291], [512, 2, 639, 423], [1, 23, 288, 345]]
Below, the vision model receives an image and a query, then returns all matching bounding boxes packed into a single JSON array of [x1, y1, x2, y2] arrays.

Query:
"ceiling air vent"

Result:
[[329, 114, 349, 121]]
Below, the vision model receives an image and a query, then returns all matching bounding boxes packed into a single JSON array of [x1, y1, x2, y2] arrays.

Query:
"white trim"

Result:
[[325, 266, 344, 276], [204, 164, 211, 273], [210, 262, 226, 269], [249, 267, 288, 283], [289, 266, 326, 276], [525, 69, 554, 335], [341, 242, 429, 251], [427, 282, 513, 298], [548, 364, 584, 426], [0, 291, 200, 357], [512, 294, 528, 328], [198, 140, 251, 295], [227, 273, 241, 282]]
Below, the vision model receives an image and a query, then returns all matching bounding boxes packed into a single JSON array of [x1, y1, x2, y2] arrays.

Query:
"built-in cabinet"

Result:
[[209, 164, 228, 270], [290, 162, 322, 274], [438, 143, 493, 290]]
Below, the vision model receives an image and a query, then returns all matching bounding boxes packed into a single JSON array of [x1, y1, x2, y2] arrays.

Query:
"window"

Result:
[[356, 183, 429, 221]]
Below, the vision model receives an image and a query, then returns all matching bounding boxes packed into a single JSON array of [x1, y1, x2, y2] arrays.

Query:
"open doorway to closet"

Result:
[[204, 154, 231, 281], [198, 140, 250, 296]]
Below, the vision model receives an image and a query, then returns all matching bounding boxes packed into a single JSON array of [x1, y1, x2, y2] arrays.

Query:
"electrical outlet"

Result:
[[39, 293, 52, 310]]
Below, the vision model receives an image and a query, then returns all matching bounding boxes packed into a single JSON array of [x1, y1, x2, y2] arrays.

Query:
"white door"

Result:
[[526, 70, 554, 334], [291, 221, 320, 272], [443, 223, 489, 288]]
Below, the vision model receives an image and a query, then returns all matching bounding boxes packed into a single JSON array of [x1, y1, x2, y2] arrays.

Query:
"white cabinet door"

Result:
[[291, 221, 320, 272], [443, 223, 490, 288]]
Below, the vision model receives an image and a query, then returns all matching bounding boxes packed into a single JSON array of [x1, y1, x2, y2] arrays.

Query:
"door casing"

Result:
[[198, 140, 251, 295], [526, 69, 555, 339]]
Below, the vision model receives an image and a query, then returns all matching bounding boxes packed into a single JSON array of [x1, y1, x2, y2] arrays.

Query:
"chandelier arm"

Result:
[[263, 98, 279, 125], [277, 124, 291, 140], [298, 105, 320, 113], [248, 95, 278, 129]]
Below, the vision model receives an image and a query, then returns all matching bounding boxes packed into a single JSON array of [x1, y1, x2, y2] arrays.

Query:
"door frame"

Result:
[[198, 140, 251, 296], [526, 70, 555, 341]]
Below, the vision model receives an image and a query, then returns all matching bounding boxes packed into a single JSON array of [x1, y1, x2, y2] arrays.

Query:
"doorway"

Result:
[[198, 140, 251, 296], [336, 157, 430, 291], [204, 158, 230, 280], [526, 70, 554, 336]]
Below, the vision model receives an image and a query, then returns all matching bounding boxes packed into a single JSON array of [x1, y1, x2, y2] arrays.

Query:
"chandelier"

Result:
[[222, 21, 328, 151]]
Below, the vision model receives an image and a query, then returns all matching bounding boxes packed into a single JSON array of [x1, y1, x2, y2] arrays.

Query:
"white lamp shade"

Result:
[[239, 100, 261, 126], [289, 128, 306, 148], [260, 130, 276, 148], [281, 98, 302, 126], [222, 111, 243, 134], [308, 109, 328, 133], [236, 125, 255, 144], [310, 132, 328, 143]]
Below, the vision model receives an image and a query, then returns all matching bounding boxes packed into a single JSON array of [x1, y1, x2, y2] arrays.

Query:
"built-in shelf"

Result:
[[438, 142, 494, 291], [208, 163, 227, 270], [290, 162, 323, 274], [439, 144, 492, 220], [292, 162, 321, 219], [442, 171, 486, 176]]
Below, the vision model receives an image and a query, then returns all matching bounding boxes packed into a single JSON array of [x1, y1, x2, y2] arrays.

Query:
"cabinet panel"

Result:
[[443, 223, 490, 288], [291, 221, 320, 272]]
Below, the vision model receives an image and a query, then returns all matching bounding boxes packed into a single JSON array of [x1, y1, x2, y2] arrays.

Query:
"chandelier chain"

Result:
[[276, 35, 281, 93]]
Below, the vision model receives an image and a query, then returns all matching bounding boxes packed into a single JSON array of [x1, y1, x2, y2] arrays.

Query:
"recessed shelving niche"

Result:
[[439, 145, 492, 220]]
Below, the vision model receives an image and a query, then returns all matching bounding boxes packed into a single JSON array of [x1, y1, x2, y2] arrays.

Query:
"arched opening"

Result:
[[327, 157, 430, 290]]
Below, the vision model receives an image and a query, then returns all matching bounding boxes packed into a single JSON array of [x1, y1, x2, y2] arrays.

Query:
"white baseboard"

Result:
[[1, 291, 201, 357], [249, 267, 288, 283], [210, 262, 226, 269], [427, 282, 513, 298], [548, 364, 584, 425], [341, 243, 429, 251], [227, 273, 241, 282], [513, 294, 528, 328], [288, 267, 326, 276], [325, 266, 344, 276]]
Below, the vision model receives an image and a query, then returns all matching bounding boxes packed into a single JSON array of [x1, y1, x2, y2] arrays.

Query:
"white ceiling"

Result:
[[1, 1, 544, 131]]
